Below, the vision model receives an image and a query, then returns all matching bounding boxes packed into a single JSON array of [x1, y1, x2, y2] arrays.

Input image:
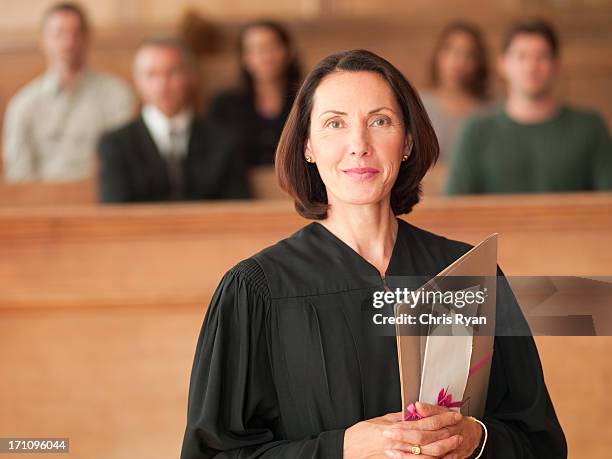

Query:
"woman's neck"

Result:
[[319, 201, 398, 278]]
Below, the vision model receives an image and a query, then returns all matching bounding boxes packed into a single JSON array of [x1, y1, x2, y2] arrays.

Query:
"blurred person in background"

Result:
[[207, 20, 301, 167], [97, 35, 250, 203], [445, 19, 612, 194], [2, 2, 134, 183], [420, 21, 493, 164]]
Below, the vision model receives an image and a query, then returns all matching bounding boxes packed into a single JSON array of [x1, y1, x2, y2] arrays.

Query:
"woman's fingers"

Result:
[[385, 434, 463, 459], [382, 411, 405, 422], [384, 450, 436, 459], [414, 402, 451, 417], [382, 425, 452, 445], [409, 411, 463, 431], [376, 409, 463, 459], [419, 434, 463, 457]]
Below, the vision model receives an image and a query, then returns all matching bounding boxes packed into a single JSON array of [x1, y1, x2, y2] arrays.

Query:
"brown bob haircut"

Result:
[[276, 49, 439, 220]]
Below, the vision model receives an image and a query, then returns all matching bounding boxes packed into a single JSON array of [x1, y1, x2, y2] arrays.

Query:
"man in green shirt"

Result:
[[445, 19, 612, 194]]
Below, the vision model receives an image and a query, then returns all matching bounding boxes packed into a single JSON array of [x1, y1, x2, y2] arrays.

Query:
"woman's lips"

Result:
[[341, 167, 380, 181]]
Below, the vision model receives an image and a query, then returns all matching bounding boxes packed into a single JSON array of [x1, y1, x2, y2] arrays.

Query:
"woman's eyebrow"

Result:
[[318, 110, 347, 118], [318, 106, 396, 118], [368, 106, 395, 114]]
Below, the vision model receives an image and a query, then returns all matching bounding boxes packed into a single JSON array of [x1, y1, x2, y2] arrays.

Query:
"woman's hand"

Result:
[[383, 403, 483, 459], [343, 408, 464, 459]]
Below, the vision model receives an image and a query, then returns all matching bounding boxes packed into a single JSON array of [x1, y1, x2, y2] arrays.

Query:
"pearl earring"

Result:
[[402, 142, 413, 162]]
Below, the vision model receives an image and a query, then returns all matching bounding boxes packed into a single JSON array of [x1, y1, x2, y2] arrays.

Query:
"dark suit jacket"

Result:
[[97, 116, 251, 203]]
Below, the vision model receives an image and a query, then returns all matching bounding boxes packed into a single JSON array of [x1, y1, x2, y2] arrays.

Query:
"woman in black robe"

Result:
[[181, 49, 567, 458]]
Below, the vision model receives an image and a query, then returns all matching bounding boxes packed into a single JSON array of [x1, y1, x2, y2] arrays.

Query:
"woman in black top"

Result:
[[181, 49, 566, 458], [208, 20, 301, 166]]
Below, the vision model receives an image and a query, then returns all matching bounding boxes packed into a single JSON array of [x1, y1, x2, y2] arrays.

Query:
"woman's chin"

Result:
[[335, 191, 387, 207]]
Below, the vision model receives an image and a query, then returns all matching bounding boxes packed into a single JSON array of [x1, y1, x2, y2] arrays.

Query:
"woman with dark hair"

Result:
[[420, 21, 494, 163], [181, 49, 566, 458], [207, 20, 301, 166]]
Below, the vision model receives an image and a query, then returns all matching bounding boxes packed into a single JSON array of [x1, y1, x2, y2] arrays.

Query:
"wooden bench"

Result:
[[0, 193, 611, 458], [0, 178, 97, 206], [0, 168, 287, 205]]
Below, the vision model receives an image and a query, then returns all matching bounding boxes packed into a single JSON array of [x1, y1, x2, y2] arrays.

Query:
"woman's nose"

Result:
[[349, 124, 370, 157]]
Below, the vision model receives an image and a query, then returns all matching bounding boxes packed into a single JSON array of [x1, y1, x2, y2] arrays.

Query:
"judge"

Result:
[[180, 49, 566, 458]]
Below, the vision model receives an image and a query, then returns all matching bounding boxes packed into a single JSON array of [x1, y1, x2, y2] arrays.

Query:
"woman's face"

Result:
[[242, 26, 289, 83], [436, 31, 479, 89], [306, 71, 409, 210]]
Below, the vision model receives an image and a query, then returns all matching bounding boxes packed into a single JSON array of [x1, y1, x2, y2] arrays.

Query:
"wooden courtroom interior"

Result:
[[1, 0, 611, 458], [1, 192, 611, 458]]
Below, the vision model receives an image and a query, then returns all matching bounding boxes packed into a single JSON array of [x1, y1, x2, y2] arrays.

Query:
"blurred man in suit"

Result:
[[3, 2, 134, 182], [97, 35, 251, 203], [445, 19, 612, 194]]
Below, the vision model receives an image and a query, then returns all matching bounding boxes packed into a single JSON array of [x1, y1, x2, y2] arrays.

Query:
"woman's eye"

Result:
[[371, 117, 390, 127], [326, 120, 342, 129]]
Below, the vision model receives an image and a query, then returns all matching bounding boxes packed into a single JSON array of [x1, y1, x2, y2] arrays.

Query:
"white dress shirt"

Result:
[[141, 105, 194, 160], [2, 69, 134, 182]]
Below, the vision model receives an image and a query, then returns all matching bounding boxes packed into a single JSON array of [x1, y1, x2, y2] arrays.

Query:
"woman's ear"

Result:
[[304, 139, 315, 163], [404, 133, 414, 155]]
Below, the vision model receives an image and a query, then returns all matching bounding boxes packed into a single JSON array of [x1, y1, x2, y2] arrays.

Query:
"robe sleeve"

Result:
[[180, 259, 345, 459], [476, 269, 567, 458]]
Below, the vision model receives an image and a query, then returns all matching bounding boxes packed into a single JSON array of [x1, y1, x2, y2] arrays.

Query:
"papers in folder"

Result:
[[395, 234, 498, 418]]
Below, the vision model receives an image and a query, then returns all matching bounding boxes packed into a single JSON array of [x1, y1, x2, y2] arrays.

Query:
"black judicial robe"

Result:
[[180, 218, 567, 458]]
